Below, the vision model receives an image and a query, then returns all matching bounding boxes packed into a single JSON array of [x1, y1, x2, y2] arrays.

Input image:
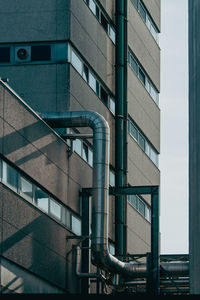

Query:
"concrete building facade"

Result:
[[0, 0, 160, 294]]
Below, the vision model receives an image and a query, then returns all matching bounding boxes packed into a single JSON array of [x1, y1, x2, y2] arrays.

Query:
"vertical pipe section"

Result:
[[189, 0, 200, 294], [151, 188, 160, 295], [115, 0, 125, 258], [123, 0, 128, 258], [81, 193, 90, 294]]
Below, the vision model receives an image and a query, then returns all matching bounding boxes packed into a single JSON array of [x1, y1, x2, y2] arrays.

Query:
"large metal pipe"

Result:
[[39, 110, 189, 280]]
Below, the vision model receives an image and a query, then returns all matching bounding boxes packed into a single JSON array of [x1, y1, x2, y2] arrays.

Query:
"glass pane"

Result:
[[109, 26, 116, 44], [109, 169, 115, 186], [138, 199, 145, 217], [132, 0, 138, 9], [88, 148, 93, 167], [71, 215, 81, 235], [150, 147, 158, 166], [145, 206, 151, 222], [20, 176, 33, 201], [96, 5, 100, 20], [109, 243, 115, 255], [73, 139, 82, 156], [89, 0, 96, 15], [89, 71, 96, 92], [50, 199, 61, 220], [83, 64, 89, 82], [130, 55, 138, 74], [139, 2, 146, 22], [109, 97, 115, 115], [129, 121, 138, 141], [128, 195, 138, 209], [139, 68, 145, 85], [138, 133, 145, 151], [35, 187, 49, 213], [100, 86, 108, 104], [101, 13, 109, 33], [2, 161, 18, 190], [82, 143, 88, 162], [71, 50, 82, 75]]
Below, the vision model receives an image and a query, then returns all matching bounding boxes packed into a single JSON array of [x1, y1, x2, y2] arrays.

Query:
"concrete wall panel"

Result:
[[0, 0, 69, 42]]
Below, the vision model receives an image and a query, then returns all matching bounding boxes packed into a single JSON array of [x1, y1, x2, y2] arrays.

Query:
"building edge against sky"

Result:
[[0, 0, 160, 294]]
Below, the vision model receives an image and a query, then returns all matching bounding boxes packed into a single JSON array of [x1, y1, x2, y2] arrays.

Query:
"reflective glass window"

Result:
[[71, 50, 82, 75], [20, 176, 33, 201], [35, 187, 49, 213], [50, 199, 61, 220], [71, 215, 81, 235], [2, 161, 18, 191], [73, 139, 82, 156]]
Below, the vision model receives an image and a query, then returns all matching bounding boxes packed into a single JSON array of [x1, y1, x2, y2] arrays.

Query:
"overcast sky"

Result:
[[159, 0, 188, 254]]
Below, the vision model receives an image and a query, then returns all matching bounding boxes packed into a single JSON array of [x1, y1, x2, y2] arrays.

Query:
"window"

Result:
[[50, 198, 61, 220], [83, 64, 89, 82], [139, 68, 145, 85], [2, 161, 18, 191], [20, 176, 33, 201], [128, 117, 159, 166], [101, 13, 109, 33], [0, 158, 82, 235], [138, 199, 145, 217], [138, 133, 145, 151], [88, 148, 93, 167], [71, 50, 82, 75], [132, 0, 138, 9], [73, 139, 82, 156], [109, 169, 115, 187], [110, 97, 115, 115], [131, 0, 159, 43], [89, 0, 96, 15], [71, 215, 81, 235], [129, 121, 138, 141], [109, 26, 116, 44], [31, 45, 51, 61], [34, 187, 49, 213], [139, 2, 146, 22], [109, 242, 115, 255], [0, 47, 10, 63], [82, 143, 88, 162], [128, 194, 151, 222], [128, 49, 159, 106], [100, 86, 108, 105]]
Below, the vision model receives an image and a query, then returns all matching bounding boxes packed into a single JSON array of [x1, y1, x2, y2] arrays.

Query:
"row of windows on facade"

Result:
[[65, 128, 115, 186], [0, 41, 159, 110], [83, 0, 116, 44], [69, 45, 116, 114], [65, 118, 158, 170], [128, 49, 159, 106], [84, 0, 159, 45], [131, 0, 159, 43], [128, 194, 151, 223], [0, 157, 116, 254], [0, 158, 82, 236], [128, 117, 159, 167]]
